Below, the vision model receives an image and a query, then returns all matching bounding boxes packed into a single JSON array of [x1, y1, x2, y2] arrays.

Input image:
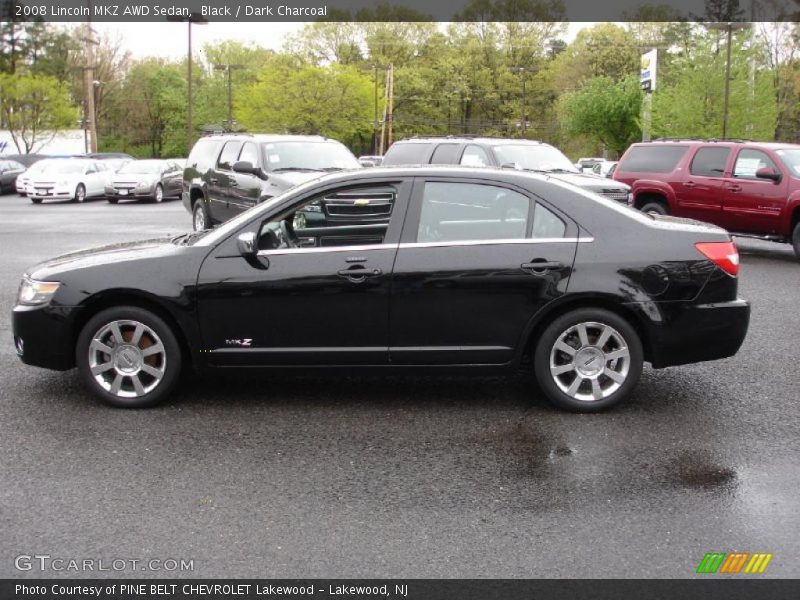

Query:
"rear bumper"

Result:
[[639, 298, 750, 368], [12, 304, 80, 371]]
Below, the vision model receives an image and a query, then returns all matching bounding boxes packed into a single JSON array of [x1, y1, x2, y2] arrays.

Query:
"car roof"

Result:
[[630, 139, 800, 149], [392, 136, 550, 147], [201, 133, 333, 143]]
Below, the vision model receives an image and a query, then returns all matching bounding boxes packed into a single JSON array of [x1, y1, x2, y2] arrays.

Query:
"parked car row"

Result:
[[5, 153, 188, 205]]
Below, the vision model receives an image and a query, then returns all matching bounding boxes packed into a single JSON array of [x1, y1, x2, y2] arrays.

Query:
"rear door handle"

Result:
[[521, 261, 565, 273], [684, 181, 697, 188], [728, 184, 742, 192], [209, 178, 218, 184]]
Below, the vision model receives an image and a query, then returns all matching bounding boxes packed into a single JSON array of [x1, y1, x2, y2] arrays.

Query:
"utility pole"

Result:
[[83, 20, 98, 152], [168, 13, 208, 152], [705, 22, 749, 139], [510, 66, 530, 135], [373, 64, 379, 155], [386, 64, 394, 149], [214, 63, 244, 131], [379, 68, 390, 155]]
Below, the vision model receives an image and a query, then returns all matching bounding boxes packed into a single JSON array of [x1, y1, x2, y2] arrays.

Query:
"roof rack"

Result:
[[404, 135, 544, 143], [649, 137, 752, 143]]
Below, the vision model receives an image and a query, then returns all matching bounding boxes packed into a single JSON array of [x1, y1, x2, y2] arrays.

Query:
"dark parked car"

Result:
[[82, 152, 135, 160], [0, 159, 26, 193], [183, 133, 361, 231], [2, 153, 47, 168], [382, 137, 631, 204], [105, 159, 183, 203], [14, 166, 749, 412], [613, 139, 800, 258]]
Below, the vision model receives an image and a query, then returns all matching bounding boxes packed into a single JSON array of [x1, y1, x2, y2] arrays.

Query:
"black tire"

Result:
[[640, 200, 668, 216], [153, 184, 164, 203], [792, 221, 800, 260], [76, 306, 183, 408], [74, 183, 86, 203], [107, 197, 119, 204], [30, 197, 42, 204], [533, 308, 643, 413], [192, 199, 210, 231]]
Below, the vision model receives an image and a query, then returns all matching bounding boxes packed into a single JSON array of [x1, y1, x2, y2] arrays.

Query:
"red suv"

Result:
[[613, 140, 800, 258]]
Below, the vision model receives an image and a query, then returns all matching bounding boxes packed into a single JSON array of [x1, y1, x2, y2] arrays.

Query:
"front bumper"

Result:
[[29, 186, 75, 200], [105, 187, 155, 200], [12, 303, 81, 371], [639, 298, 750, 369]]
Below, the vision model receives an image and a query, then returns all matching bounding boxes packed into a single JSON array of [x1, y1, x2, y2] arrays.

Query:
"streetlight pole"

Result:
[[214, 63, 244, 131]]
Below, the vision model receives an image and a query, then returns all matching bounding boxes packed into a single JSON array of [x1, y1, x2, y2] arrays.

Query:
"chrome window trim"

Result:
[[255, 237, 592, 257]]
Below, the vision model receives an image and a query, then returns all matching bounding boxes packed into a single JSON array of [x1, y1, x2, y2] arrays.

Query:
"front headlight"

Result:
[[18, 278, 61, 306], [137, 180, 150, 188]]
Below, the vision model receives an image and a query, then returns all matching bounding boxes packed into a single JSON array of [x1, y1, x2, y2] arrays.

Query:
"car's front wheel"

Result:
[[792, 221, 800, 259], [74, 183, 86, 203], [192, 199, 210, 231], [153, 184, 164, 203], [30, 197, 42, 204], [640, 200, 668, 216], [533, 308, 643, 412], [76, 306, 182, 408]]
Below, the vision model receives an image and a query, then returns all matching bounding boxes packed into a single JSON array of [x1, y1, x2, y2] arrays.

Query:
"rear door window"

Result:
[[619, 145, 689, 173], [417, 182, 530, 242], [690, 147, 730, 177], [429, 144, 461, 165]]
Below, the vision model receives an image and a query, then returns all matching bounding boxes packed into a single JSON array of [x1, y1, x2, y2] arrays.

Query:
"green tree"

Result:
[[557, 75, 643, 156], [0, 73, 79, 153], [651, 32, 778, 140], [237, 64, 373, 149]]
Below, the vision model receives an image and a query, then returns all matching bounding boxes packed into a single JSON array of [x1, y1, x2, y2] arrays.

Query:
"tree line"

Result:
[[1, 12, 798, 159]]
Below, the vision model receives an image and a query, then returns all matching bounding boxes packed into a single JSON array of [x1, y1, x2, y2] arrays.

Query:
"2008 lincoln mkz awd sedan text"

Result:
[[12, 166, 750, 412]]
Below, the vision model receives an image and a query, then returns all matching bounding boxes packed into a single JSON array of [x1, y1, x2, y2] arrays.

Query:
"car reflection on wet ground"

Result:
[[0, 195, 797, 577]]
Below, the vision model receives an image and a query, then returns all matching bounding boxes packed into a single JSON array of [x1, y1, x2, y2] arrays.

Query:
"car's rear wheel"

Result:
[[193, 199, 210, 231], [107, 197, 118, 204], [76, 306, 182, 408], [153, 184, 164, 203], [640, 200, 668, 216], [533, 308, 643, 412], [792, 221, 800, 259], [74, 183, 86, 203], [30, 198, 42, 204]]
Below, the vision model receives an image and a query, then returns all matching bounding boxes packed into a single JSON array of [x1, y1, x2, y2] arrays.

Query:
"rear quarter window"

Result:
[[187, 139, 223, 173], [619, 145, 689, 173], [382, 143, 431, 166]]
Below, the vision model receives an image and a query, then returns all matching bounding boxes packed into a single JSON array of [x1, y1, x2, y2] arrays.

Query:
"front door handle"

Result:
[[727, 184, 742, 192], [209, 178, 219, 184], [684, 181, 697, 188], [521, 261, 565, 273], [337, 267, 383, 283]]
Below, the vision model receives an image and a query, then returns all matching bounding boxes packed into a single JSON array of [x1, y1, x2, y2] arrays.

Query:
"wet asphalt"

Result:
[[0, 192, 798, 578]]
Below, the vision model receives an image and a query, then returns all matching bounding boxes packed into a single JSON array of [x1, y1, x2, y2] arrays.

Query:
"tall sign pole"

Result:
[[640, 49, 657, 142]]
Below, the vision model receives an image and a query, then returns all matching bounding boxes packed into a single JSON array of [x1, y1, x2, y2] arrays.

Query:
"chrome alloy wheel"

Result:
[[193, 204, 205, 231], [549, 321, 631, 402], [88, 320, 167, 398], [154, 184, 163, 202]]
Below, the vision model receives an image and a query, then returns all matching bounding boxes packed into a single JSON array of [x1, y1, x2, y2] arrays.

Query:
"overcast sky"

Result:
[[89, 22, 591, 59]]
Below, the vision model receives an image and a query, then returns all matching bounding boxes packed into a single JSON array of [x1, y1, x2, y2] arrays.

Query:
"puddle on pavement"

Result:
[[667, 454, 738, 489]]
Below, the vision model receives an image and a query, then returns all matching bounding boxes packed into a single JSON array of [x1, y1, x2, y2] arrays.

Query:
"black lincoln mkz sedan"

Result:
[[13, 167, 750, 412]]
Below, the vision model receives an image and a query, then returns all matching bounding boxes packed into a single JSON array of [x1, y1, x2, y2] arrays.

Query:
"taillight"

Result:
[[695, 241, 740, 276]]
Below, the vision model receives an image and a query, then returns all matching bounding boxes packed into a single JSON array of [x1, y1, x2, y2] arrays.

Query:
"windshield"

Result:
[[46, 161, 90, 175], [117, 160, 163, 175], [261, 142, 359, 172], [494, 145, 579, 173], [775, 148, 800, 177]]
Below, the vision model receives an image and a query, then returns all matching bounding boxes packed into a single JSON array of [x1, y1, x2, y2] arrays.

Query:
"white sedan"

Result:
[[28, 159, 112, 204]]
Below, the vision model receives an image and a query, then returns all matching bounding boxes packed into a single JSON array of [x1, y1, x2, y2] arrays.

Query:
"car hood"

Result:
[[266, 170, 328, 188], [27, 237, 190, 281], [548, 172, 630, 192]]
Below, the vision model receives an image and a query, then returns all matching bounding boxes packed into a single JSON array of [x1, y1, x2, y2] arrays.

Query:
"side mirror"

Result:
[[755, 167, 781, 182], [233, 161, 266, 179], [236, 232, 257, 258]]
